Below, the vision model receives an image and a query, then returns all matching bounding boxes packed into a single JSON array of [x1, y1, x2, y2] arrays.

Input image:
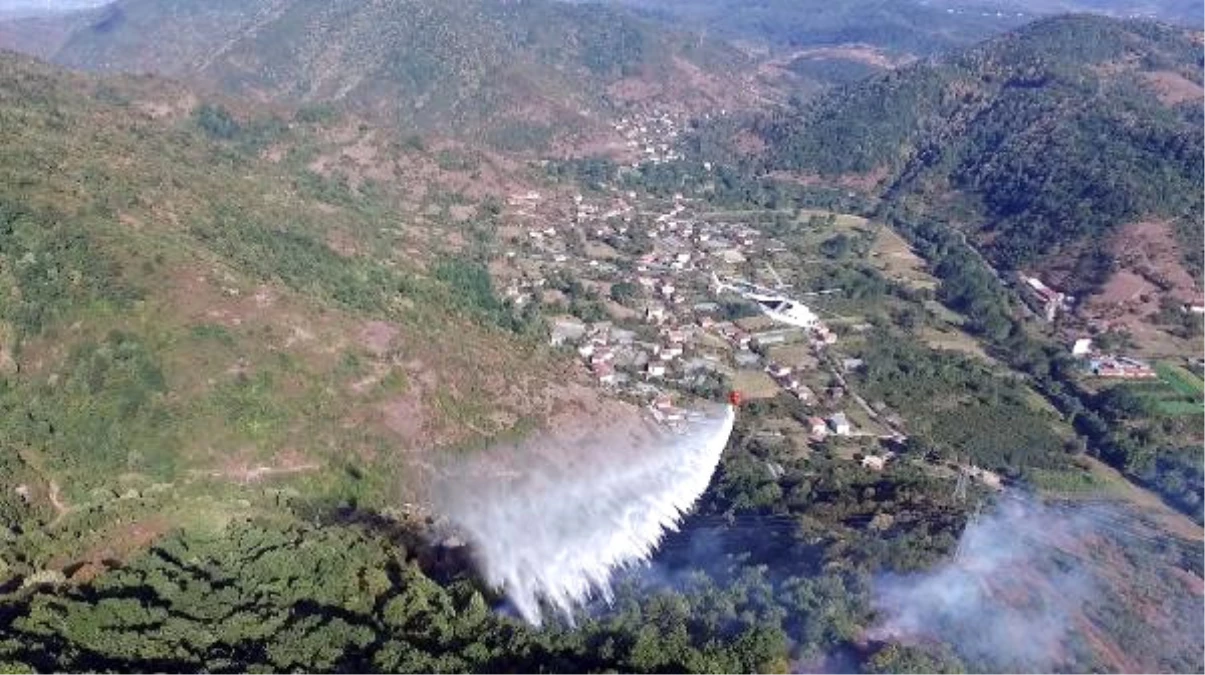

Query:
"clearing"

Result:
[[732, 370, 780, 399], [919, 326, 994, 363], [868, 225, 938, 290], [1080, 220, 1202, 358], [1140, 70, 1205, 106]]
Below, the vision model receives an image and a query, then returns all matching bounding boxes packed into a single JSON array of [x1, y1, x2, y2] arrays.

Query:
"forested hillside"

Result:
[[745, 15, 1204, 273], [26, 0, 751, 145], [0, 50, 595, 567], [615, 0, 1029, 55]]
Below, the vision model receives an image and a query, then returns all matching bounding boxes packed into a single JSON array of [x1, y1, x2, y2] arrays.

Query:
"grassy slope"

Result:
[[0, 52, 570, 565]]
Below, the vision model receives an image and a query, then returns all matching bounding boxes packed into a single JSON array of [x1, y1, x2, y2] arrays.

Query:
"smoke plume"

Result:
[[432, 403, 735, 625], [869, 494, 1204, 672]]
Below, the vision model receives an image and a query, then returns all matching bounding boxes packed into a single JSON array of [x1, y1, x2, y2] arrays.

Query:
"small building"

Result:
[[549, 317, 587, 347], [791, 384, 816, 404], [828, 412, 852, 436], [593, 362, 617, 385], [659, 345, 683, 361], [968, 462, 1007, 489], [1021, 274, 1070, 321], [717, 249, 746, 264], [610, 328, 637, 345], [842, 358, 865, 373], [590, 348, 615, 365], [814, 326, 838, 345], [861, 455, 886, 471], [646, 363, 666, 379], [645, 305, 667, 324], [807, 417, 829, 439], [734, 350, 761, 368], [1071, 338, 1093, 357], [766, 363, 792, 379], [751, 327, 805, 350], [1090, 355, 1156, 379], [662, 328, 689, 344]]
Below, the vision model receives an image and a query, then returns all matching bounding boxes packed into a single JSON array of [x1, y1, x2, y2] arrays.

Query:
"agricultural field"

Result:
[[1123, 362, 1205, 417], [867, 224, 938, 291], [732, 369, 780, 399]]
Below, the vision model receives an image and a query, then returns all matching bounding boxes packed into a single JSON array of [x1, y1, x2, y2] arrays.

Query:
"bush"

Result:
[[194, 103, 240, 140]]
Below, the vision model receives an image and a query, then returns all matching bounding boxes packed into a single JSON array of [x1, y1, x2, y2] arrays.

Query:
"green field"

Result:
[[1123, 363, 1205, 418], [1156, 362, 1205, 398]]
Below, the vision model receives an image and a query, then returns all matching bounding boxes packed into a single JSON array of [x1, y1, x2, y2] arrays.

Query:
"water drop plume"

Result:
[[433, 402, 735, 625]]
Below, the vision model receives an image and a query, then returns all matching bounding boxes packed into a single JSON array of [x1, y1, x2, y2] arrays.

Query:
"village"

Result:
[[492, 184, 1004, 482]]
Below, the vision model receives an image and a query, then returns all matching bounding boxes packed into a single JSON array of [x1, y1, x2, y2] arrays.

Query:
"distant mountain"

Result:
[[741, 15, 1203, 279], [612, 0, 1034, 55], [935, 0, 1203, 27], [618, 0, 1201, 55], [15, 0, 752, 145]]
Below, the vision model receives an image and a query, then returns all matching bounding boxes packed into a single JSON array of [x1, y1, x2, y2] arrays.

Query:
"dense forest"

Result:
[[0, 395, 969, 673], [3, 391, 1200, 673]]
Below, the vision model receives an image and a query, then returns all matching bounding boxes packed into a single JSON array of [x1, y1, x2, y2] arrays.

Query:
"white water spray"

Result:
[[433, 403, 736, 625]]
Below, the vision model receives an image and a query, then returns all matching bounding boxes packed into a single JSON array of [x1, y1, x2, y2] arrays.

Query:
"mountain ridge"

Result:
[[26, 0, 757, 145]]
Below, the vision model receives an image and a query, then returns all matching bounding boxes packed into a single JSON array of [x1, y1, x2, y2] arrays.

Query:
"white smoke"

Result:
[[433, 403, 735, 625], [870, 497, 1094, 671]]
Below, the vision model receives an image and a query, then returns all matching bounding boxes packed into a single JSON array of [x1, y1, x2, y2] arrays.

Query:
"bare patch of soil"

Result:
[[1141, 70, 1204, 105], [132, 89, 198, 121], [1170, 567, 1204, 596], [1078, 220, 1202, 354], [732, 129, 767, 156], [55, 517, 172, 581], [0, 16, 78, 60], [783, 44, 910, 70], [204, 449, 320, 484], [359, 320, 399, 357], [770, 166, 890, 192], [607, 76, 663, 104], [379, 394, 429, 442]]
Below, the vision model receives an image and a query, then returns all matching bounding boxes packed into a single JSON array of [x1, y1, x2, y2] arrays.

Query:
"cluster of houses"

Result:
[[550, 317, 710, 388], [499, 185, 906, 476], [611, 109, 686, 166], [533, 189, 823, 394]]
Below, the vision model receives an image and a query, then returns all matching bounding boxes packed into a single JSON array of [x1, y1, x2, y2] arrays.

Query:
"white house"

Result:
[[829, 412, 852, 436], [1072, 338, 1093, 357], [861, 455, 886, 471]]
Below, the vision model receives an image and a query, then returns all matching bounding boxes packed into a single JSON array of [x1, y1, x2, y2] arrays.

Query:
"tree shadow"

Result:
[[294, 498, 480, 587]]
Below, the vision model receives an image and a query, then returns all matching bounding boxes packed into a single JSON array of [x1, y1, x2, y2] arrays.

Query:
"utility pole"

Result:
[[953, 461, 969, 503]]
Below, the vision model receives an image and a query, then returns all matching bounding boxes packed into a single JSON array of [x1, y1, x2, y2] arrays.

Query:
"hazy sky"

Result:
[[0, 0, 109, 17]]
